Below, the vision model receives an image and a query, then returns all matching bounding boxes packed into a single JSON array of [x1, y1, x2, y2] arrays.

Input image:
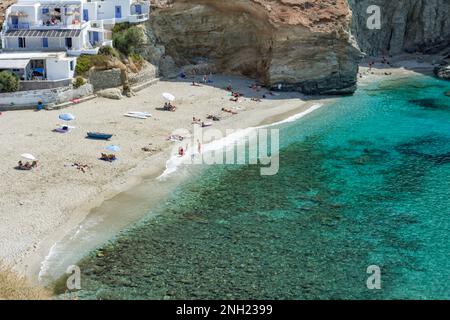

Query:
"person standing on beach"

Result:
[[197, 139, 202, 154]]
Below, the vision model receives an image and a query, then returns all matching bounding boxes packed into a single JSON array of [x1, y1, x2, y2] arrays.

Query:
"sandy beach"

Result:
[[0, 54, 439, 283], [0, 74, 325, 279]]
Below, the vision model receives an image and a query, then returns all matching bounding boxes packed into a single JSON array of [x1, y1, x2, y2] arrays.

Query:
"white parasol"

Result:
[[162, 92, 175, 102], [21, 153, 36, 161]]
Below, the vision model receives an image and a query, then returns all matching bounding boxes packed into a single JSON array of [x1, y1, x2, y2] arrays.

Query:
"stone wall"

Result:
[[88, 62, 158, 91], [19, 79, 72, 91], [88, 68, 123, 91], [0, 83, 93, 110]]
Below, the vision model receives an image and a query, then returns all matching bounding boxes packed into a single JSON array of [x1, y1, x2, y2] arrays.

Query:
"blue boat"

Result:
[[86, 132, 113, 140]]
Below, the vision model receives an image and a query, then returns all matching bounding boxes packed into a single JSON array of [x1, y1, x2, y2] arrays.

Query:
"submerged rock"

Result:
[[434, 65, 450, 81]]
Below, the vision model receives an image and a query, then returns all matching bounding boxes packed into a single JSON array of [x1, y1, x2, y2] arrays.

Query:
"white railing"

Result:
[[129, 13, 149, 23]]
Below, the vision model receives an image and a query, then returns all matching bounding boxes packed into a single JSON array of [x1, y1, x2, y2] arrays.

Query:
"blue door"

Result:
[[135, 5, 142, 14], [42, 38, 48, 48], [11, 16, 19, 28], [93, 32, 99, 44], [115, 6, 122, 19], [83, 9, 89, 21]]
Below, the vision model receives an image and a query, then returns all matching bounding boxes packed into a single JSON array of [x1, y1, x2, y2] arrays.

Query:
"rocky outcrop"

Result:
[[147, 0, 362, 95], [0, 0, 15, 27], [89, 61, 157, 91], [434, 65, 450, 81], [348, 0, 450, 55]]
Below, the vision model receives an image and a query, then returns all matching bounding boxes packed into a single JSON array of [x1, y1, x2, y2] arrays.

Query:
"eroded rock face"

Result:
[[349, 0, 450, 55], [148, 0, 362, 94]]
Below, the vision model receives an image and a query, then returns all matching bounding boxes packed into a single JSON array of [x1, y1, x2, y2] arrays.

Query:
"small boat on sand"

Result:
[[87, 132, 113, 140]]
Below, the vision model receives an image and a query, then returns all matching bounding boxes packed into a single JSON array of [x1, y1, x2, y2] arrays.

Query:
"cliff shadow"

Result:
[[359, 53, 448, 78], [160, 73, 335, 104]]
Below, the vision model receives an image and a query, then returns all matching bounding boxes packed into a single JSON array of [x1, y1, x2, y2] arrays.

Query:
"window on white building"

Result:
[[18, 37, 26, 48]]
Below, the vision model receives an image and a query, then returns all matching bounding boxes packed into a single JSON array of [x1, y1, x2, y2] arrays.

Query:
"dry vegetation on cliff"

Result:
[[0, 0, 16, 26]]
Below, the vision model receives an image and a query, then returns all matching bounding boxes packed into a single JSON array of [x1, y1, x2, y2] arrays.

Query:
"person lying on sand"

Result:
[[230, 97, 239, 102], [191, 81, 202, 87], [168, 134, 184, 141], [207, 114, 221, 121], [251, 97, 262, 102], [73, 162, 89, 173], [192, 117, 202, 124], [163, 102, 177, 112], [16, 160, 38, 170], [221, 108, 238, 115], [249, 84, 262, 91], [100, 153, 117, 162]]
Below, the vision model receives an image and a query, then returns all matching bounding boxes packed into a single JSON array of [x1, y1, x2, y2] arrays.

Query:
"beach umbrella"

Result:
[[21, 153, 36, 161], [59, 113, 75, 121], [162, 92, 175, 102], [105, 145, 120, 152]]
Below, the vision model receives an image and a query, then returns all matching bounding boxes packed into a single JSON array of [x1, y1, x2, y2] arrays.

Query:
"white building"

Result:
[[0, 51, 76, 81], [1, 0, 150, 56], [0, 0, 150, 85]]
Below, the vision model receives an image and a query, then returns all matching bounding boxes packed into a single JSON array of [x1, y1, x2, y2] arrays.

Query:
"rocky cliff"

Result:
[[0, 1, 16, 26], [146, 0, 362, 94], [348, 0, 450, 55]]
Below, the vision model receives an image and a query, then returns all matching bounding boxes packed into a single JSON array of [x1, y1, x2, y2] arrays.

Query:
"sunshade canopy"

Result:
[[5, 29, 81, 38], [0, 59, 30, 69]]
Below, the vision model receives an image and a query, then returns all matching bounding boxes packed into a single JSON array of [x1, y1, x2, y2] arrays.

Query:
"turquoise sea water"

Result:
[[70, 75, 450, 299]]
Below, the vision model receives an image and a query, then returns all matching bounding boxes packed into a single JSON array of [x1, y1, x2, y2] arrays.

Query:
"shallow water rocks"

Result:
[[148, 0, 361, 95], [434, 65, 450, 80]]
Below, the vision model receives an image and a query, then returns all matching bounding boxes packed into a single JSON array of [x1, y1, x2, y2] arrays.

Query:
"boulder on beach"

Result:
[[96, 88, 123, 100]]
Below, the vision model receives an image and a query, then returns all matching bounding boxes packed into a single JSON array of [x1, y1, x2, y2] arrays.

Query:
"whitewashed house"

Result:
[[0, 51, 76, 91], [0, 0, 150, 85], [1, 0, 150, 55]]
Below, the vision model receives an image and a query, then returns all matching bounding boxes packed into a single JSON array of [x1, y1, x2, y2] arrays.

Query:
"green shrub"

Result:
[[73, 76, 86, 88], [113, 26, 144, 56], [75, 55, 93, 76], [112, 22, 131, 33], [98, 45, 120, 58], [130, 52, 142, 63], [0, 71, 19, 93]]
